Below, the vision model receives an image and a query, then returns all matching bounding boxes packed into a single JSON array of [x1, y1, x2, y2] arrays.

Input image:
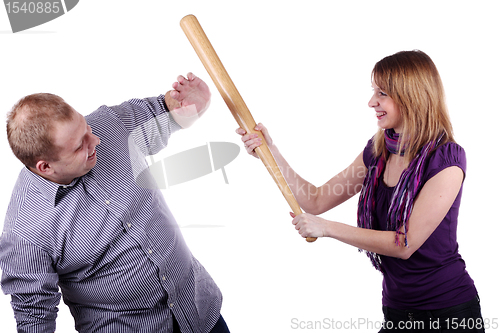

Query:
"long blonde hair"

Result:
[[372, 50, 454, 163]]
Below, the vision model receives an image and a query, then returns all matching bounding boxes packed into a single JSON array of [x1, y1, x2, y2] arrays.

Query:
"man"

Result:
[[0, 73, 230, 333]]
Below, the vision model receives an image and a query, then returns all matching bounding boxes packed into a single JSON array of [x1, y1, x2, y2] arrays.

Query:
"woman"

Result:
[[237, 50, 484, 332]]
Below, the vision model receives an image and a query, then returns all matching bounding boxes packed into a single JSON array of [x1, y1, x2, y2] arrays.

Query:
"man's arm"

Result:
[[101, 73, 210, 157], [0, 233, 60, 333], [114, 73, 211, 188]]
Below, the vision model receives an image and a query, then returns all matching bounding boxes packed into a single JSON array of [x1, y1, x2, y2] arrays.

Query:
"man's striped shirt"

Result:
[[0, 95, 222, 333]]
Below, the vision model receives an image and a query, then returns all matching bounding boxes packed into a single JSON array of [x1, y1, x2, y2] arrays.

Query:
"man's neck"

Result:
[[28, 166, 75, 186]]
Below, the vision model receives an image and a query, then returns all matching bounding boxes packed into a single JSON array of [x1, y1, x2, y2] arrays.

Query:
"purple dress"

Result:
[[363, 139, 477, 310]]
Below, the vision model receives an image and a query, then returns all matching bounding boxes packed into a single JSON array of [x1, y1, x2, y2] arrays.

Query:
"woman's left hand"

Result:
[[290, 212, 328, 239]]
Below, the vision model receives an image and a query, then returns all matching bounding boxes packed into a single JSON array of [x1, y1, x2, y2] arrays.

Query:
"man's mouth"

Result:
[[88, 148, 96, 160]]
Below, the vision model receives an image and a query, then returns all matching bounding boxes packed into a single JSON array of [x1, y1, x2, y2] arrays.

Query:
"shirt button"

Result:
[[105, 200, 110, 205], [162, 276, 166, 281], [62, 185, 68, 189], [169, 303, 174, 308], [148, 249, 153, 254], [127, 223, 132, 228]]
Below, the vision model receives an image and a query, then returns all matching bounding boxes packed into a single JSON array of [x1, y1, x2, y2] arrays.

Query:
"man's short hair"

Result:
[[6, 93, 74, 168]]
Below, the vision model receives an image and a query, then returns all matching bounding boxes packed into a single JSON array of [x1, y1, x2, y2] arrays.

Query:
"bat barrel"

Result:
[[180, 14, 316, 243], [180, 15, 253, 133]]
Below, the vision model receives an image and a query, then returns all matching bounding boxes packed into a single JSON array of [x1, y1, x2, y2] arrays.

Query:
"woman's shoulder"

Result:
[[424, 141, 466, 180]]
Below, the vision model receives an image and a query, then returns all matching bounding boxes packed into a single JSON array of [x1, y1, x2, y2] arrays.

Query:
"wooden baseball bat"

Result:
[[180, 14, 316, 243]]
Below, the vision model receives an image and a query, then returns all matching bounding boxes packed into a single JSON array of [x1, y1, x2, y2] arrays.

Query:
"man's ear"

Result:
[[35, 160, 54, 176]]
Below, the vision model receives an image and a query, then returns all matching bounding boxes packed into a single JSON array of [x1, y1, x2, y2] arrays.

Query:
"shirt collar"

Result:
[[24, 167, 80, 206]]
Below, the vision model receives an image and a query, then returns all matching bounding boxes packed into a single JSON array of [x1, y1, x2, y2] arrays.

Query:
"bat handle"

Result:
[[290, 209, 317, 243]]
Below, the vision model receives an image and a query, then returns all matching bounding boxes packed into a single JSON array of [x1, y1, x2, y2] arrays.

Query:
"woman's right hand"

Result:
[[235, 123, 273, 159]]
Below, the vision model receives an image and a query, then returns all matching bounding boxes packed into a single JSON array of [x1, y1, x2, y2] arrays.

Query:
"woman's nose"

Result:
[[368, 94, 378, 108]]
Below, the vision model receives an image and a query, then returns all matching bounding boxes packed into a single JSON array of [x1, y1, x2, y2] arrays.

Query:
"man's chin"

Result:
[[82, 158, 97, 175]]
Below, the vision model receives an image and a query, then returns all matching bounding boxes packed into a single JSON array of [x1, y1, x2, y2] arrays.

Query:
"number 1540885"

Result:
[[5, 1, 61, 14]]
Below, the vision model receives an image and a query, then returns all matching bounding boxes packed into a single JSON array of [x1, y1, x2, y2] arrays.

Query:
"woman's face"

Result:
[[368, 82, 403, 133]]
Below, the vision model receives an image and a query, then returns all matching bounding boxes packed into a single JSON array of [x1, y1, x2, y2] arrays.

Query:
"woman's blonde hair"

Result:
[[372, 50, 454, 162]]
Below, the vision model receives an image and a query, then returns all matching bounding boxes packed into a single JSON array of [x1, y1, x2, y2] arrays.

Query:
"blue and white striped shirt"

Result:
[[0, 95, 222, 333]]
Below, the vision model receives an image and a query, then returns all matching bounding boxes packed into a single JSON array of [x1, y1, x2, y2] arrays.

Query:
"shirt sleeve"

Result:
[[424, 142, 466, 182], [97, 95, 182, 156], [362, 138, 376, 168], [0, 233, 60, 333]]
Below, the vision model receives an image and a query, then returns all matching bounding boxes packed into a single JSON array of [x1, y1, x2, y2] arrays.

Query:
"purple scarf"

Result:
[[384, 128, 405, 156], [357, 129, 440, 272]]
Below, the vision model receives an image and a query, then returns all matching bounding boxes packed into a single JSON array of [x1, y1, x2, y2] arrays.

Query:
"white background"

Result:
[[1, 0, 499, 332]]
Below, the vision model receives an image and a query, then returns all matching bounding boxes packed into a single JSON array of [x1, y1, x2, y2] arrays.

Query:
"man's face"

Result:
[[48, 110, 100, 184]]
